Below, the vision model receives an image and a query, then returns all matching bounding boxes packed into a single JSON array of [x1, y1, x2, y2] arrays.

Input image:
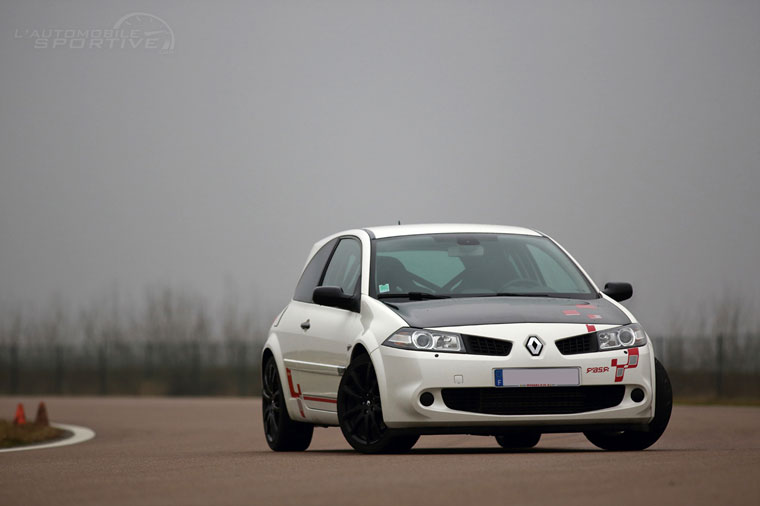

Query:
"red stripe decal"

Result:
[[285, 368, 302, 398], [563, 310, 581, 316], [285, 368, 305, 417], [303, 395, 338, 404], [586, 324, 596, 332]]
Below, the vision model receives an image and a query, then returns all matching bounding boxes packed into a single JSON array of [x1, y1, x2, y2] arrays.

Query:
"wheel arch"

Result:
[[349, 343, 370, 361], [261, 347, 275, 368], [261, 334, 302, 422]]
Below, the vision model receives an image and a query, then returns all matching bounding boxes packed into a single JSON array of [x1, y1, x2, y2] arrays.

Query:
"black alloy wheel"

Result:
[[262, 357, 313, 451], [338, 353, 418, 453], [584, 358, 673, 451]]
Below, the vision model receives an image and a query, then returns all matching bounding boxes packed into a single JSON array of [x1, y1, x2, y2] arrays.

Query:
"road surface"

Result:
[[1, 397, 758, 505]]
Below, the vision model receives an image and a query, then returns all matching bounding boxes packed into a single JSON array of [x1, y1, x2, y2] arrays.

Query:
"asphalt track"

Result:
[[1, 397, 758, 506]]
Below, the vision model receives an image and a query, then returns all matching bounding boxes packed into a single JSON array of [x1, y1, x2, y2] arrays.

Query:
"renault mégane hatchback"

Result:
[[261, 224, 672, 453]]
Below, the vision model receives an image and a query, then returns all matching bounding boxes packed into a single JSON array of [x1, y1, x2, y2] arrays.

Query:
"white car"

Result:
[[262, 224, 672, 453]]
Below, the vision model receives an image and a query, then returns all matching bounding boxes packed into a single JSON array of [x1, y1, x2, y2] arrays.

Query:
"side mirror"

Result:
[[602, 282, 633, 302], [313, 286, 360, 312]]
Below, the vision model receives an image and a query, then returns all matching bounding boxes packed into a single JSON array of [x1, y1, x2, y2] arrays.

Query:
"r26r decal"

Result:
[[586, 366, 610, 374]]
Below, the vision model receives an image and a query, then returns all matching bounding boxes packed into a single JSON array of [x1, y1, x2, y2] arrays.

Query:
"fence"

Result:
[[652, 334, 760, 401], [1, 334, 758, 400], [0, 340, 263, 396]]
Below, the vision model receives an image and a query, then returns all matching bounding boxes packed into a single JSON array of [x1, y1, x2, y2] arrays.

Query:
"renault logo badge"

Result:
[[525, 336, 544, 356]]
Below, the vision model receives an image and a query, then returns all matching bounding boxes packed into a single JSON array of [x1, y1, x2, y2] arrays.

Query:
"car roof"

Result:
[[306, 224, 544, 262], [364, 223, 542, 239]]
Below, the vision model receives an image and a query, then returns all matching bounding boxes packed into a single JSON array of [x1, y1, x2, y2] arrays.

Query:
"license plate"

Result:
[[494, 367, 580, 387]]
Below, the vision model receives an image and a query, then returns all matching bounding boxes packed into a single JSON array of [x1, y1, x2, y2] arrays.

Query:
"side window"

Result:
[[320, 238, 362, 296], [293, 239, 338, 302]]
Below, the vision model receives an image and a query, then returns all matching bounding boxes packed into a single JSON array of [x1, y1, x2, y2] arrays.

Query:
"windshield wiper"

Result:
[[494, 292, 574, 298], [378, 292, 450, 301]]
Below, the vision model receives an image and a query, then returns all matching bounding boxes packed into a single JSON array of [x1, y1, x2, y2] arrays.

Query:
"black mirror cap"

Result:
[[602, 282, 633, 302], [312, 286, 360, 312]]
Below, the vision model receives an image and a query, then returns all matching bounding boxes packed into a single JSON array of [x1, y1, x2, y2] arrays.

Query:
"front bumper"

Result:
[[372, 330, 655, 431]]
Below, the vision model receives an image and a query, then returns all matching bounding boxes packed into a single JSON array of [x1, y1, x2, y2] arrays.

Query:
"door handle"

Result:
[[300, 319, 311, 331]]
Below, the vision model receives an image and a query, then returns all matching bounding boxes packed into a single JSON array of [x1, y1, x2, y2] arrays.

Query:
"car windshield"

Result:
[[372, 233, 597, 300]]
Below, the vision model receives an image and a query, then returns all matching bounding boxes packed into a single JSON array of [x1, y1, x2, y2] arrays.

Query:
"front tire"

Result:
[[584, 358, 673, 451], [337, 353, 419, 454], [262, 357, 313, 451]]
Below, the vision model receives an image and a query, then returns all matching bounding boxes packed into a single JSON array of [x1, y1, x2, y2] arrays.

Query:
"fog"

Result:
[[1, 1, 759, 336]]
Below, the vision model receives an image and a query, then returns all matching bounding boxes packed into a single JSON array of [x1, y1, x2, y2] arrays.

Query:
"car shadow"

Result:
[[220, 447, 681, 457], [305, 447, 601, 455]]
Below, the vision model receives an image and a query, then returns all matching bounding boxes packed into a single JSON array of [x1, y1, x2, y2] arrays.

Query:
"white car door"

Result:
[[279, 236, 364, 415]]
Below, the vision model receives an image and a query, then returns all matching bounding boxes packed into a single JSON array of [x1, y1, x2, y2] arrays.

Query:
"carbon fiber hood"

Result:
[[386, 296, 630, 328]]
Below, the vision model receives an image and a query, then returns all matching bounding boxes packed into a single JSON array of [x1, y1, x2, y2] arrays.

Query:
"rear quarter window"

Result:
[[293, 238, 338, 303]]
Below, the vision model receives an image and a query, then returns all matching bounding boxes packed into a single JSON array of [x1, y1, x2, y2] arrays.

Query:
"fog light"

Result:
[[420, 392, 434, 407], [631, 388, 645, 403]]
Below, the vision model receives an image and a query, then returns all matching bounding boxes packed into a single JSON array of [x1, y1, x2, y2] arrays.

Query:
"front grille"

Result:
[[555, 333, 598, 355], [441, 386, 625, 415], [464, 335, 512, 356]]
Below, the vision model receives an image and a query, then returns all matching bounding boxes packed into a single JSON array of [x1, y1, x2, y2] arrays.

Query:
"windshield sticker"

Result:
[[378, 283, 390, 294]]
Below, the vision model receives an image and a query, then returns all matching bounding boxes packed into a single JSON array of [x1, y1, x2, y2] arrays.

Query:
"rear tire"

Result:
[[338, 353, 419, 454], [262, 357, 314, 451], [495, 431, 541, 450], [584, 358, 672, 451]]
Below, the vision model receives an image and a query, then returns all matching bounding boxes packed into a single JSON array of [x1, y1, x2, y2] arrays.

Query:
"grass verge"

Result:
[[0, 420, 65, 449]]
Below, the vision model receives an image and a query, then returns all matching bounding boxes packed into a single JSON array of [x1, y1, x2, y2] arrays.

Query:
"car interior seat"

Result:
[[375, 256, 414, 294]]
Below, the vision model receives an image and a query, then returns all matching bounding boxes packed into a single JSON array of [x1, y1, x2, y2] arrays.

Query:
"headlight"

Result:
[[597, 324, 647, 350], [383, 328, 465, 353]]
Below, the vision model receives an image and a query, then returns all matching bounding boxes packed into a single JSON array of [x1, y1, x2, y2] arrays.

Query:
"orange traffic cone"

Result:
[[35, 402, 49, 426], [13, 403, 26, 425]]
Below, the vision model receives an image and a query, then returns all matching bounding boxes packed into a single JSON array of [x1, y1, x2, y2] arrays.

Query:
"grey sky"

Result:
[[1, 1, 758, 335]]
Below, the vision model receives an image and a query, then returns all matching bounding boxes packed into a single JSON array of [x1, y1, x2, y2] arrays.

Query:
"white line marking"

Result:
[[0, 423, 95, 453]]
